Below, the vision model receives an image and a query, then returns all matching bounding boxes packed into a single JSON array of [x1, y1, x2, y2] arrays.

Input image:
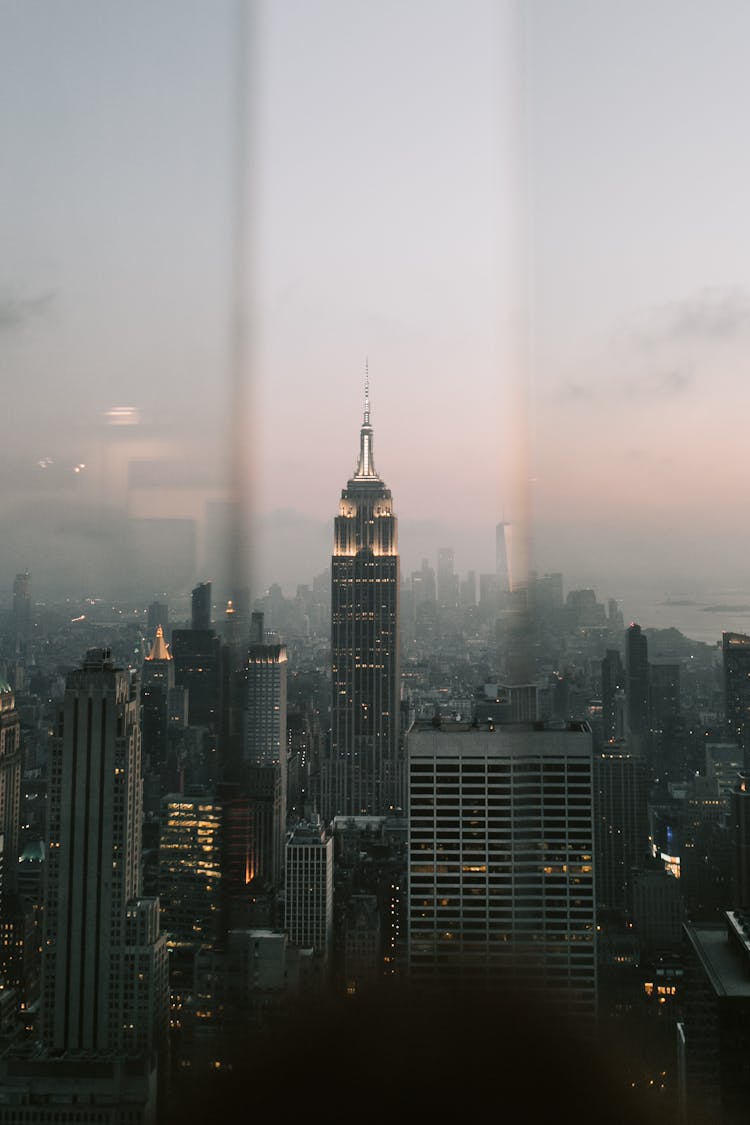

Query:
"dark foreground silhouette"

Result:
[[162, 980, 692, 1124]]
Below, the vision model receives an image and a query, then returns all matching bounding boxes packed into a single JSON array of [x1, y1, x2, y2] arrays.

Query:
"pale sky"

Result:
[[2, 1, 750, 603]]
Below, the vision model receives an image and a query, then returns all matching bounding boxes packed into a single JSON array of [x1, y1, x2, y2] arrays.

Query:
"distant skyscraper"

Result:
[[625, 623, 649, 755], [723, 632, 750, 766], [243, 613, 288, 886], [42, 648, 167, 1057], [411, 558, 436, 608], [437, 547, 458, 610], [12, 571, 31, 661], [191, 580, 212, 631], [327, 378, 401, 818], [601, 649, 626, 744], [141, 625, 174, 778], [594, 743, 648, 910], [649, 659, 681, 772], [459, 569, 477, 608], [147, 599, 169, 635], [171, 600, 222, 730], [407, 719, 597, 1019], [496, 521, 511, 593]]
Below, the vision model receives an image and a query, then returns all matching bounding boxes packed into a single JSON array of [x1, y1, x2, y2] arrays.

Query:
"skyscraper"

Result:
[[285, 818, 334, 968], [327, 379, 401, 818], [594, 743, 649, 910], [601, 649, 626, 744], [723, 632, 750, 766], [407, 718, 596, 1019], [496, 521, 511, 594], [42, 649, 167, 1057], [191, 581, 212, 631], [625, 623, 649, 756], [141, 625, 174, 780], [436, 547, 458, 611], [12, 571, 32, 661], [171, 583, 222, 730], [243, 612, 288, 886], [0, 679, 21, 896]]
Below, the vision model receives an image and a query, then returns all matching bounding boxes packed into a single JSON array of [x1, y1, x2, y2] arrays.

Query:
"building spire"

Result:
[[354, 359, 378, 479], [146, 623, 172, 661]]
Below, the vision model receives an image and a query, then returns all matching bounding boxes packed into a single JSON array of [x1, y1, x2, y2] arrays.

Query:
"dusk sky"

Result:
[[3, 1, 750, 614]]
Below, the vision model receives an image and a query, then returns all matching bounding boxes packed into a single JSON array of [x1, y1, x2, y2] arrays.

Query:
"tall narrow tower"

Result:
[[42, 649, 167, 1057], [327, 373, 401, 818]]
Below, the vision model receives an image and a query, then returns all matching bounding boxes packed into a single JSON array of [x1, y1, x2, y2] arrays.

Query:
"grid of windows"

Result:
[[407, 724, 596, 1016]]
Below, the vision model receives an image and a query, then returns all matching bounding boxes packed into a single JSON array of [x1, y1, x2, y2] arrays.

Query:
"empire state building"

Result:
[[325, 380, 401, 818]]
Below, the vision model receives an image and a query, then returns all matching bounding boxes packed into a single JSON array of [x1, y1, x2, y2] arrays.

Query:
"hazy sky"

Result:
[[3, 1, 750, 604]]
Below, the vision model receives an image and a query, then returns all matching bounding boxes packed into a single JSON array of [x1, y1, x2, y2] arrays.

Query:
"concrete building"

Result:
[[626, 623, 649, 756], [285, 819, 333, 970], [0, 679, 21, 896], [42, 650, 167, 1058], [406, 719, 597, 1020], [21, 649, 170, 1123], [679, 912, 750, 1125], [723, 632, 750, 765], [594, 743, 649, 910], [159, 792, 222, 949]]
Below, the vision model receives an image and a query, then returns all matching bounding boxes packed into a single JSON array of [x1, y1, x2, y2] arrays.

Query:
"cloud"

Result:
[[0, 288, 56, 332], [556, 368, 692, 403], [630, 286, 750, 347]]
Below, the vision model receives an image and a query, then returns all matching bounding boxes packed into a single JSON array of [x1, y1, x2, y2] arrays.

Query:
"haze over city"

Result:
[[3, 0, 750, 626], [7, 5, 750, 1122]]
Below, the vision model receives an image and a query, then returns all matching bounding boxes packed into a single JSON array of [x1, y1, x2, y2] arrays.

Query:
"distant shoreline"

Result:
[[702, 605, 750, 613]]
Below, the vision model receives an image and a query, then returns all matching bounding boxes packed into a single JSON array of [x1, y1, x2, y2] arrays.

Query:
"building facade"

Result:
[[243, 614, 288, 886], [406, 719, 597, 1019], [42, 649, 167, 1058], [285, 819, 334, 968], [723, 632, 750, 766]]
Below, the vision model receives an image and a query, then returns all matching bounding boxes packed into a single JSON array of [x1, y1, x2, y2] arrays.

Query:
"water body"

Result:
[[607, 587, 750, 646]]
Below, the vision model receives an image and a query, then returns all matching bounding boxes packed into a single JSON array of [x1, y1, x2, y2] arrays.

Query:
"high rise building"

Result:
[[496, 521, 511, 594], [171, 597, 222, 731], [327, 380, 401, 818], [406, 719, 597, 1019], [411, 558, 436, 609], [730, 772, 750, 911], [723, 632, 750, 766], [42, 649, 168, 1058], [436, 547, 458, 611], [243, 613, 288, 887], [626, 623, 649, 756], [12, 571, 32, 661], [0, 679, 21, 896], [191, 581, 212, 631], [285, 818, 334, 968], [159, 791, 223, 949], [141, 626, 174, 781], [459, 569, 477, 609], [649, 659, 681, 772], [601, 649, 626, 745], [147, 599, 169, 635], [594, 743, 649, 910]]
